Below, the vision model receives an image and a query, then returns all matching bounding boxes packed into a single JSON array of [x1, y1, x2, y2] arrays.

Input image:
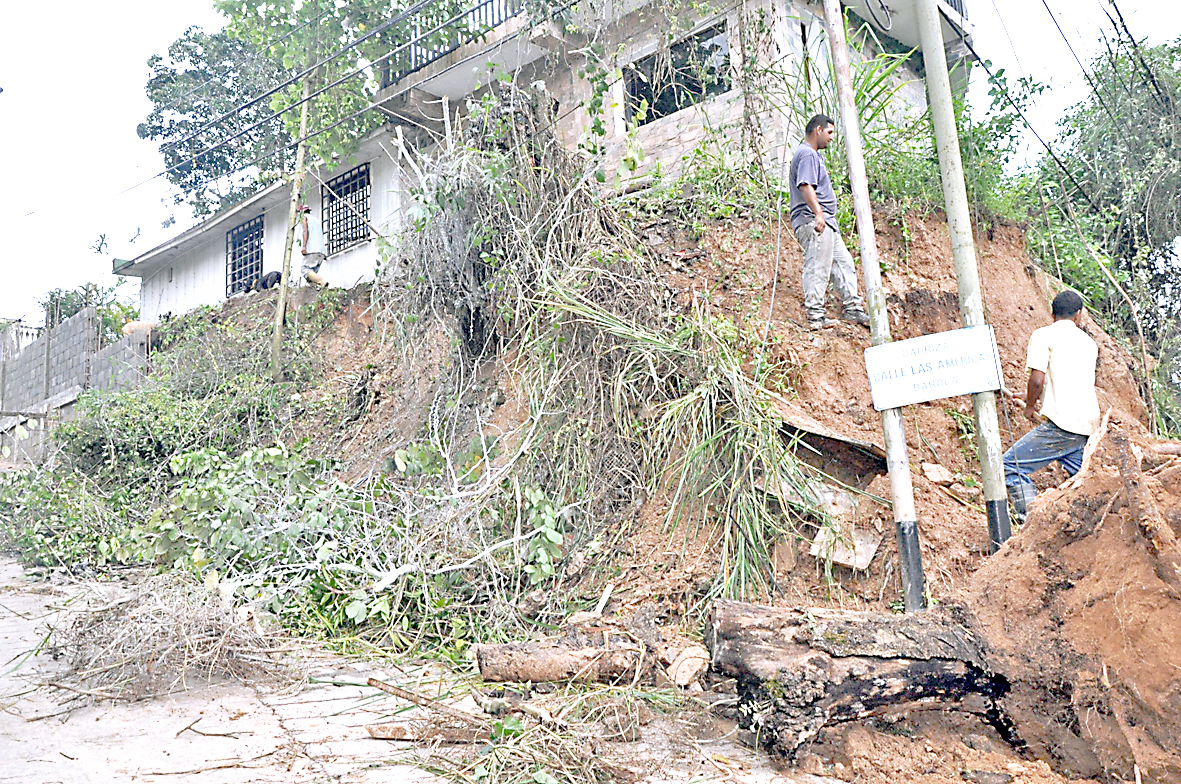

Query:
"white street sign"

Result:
[[864, 325, 1002, 411]]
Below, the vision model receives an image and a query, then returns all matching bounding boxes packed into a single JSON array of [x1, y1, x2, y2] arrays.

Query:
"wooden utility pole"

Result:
[[915, 0, 1012, 552], [821, 0, 925, 612], [271, 76, 312, 382]]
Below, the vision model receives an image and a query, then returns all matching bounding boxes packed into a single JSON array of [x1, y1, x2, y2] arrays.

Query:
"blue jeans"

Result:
[[1003, 421, 1089, 513]]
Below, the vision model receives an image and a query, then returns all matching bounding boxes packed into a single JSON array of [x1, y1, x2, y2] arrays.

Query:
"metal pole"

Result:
[[914, 0, 1011, 552], [821, 0, 925, 612]]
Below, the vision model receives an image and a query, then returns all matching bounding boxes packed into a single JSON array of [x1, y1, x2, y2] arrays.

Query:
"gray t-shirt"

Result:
[[789, 143, 837, 231]]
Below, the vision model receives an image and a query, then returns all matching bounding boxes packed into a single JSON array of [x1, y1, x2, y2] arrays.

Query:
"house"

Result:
[[117, 0, 974, 322]]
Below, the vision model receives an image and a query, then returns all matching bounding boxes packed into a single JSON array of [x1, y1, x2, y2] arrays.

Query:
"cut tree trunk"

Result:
[[476, 640, 649, 683], [476, 616, 657, 684], [707, 599, 1011, 759]]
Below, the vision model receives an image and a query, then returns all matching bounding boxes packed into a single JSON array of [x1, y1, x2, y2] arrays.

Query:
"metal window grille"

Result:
[[226, 215, 264, 297], [943, 0, 968, 19], [323, 163, 372, 256]]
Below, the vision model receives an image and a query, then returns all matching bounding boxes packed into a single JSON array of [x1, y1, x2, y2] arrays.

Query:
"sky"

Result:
[[0, 0, 1178, 326]]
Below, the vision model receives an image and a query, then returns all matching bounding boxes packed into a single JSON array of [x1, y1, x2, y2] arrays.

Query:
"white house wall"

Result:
[[138, 231, 231, 322], [135, 153, 405, 322]]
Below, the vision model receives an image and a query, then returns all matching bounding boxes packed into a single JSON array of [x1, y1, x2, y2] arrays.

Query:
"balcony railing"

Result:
[[943, 0, 968, 19], [379, 0, 526, 89]]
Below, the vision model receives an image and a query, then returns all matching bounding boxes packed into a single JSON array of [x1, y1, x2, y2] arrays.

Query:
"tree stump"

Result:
[[707, 599, 1012, 760]]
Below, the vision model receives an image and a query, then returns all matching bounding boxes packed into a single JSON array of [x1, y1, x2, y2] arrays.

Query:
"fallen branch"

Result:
[[366, 677, 489, 726]]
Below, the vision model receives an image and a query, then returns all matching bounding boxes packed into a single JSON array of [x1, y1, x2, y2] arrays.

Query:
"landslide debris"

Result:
[[966, 423, 1181, 784]]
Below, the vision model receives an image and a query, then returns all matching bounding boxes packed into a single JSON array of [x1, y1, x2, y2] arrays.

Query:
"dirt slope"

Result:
[[289, 208, 1174, 783], [966, 425, 1181, 783]]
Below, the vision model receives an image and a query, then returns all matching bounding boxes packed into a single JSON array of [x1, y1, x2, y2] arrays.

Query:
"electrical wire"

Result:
[[1038, 0, 1127, 135], [1102, 0, 1170, 107], [864, 0, 892, 33], [162, 0, 444, 153], [150, 11, 327, 118], [142, 0, 523, 196], [941, 7, 1101, 213]]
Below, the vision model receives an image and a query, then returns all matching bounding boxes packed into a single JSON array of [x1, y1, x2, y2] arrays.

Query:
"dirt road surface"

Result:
[[0, 559, 840, 784]]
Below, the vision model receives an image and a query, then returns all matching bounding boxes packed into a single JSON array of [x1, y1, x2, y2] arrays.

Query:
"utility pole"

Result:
[[915, 0, 1012, 552], [821, 0, 925, 612], [271, 76, 312, 383]]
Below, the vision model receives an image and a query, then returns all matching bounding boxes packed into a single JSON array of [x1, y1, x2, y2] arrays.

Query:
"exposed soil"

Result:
[[17, 209, 1173, 783], [272, 207, 1174, 782]]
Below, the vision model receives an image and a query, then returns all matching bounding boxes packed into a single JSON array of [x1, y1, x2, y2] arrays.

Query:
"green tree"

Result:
[[40, 283, 139, 346], [139, 27, 294, 218], [1046, 35, 1181, 432]]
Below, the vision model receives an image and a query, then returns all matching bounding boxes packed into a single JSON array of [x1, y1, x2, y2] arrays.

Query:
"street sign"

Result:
[[864, 325, 1002, 411]]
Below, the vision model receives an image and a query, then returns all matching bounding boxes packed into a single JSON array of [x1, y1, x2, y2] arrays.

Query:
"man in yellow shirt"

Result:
[[1003, 290, 1100, 518]]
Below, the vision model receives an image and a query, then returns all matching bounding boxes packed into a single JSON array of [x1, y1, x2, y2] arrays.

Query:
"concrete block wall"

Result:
[[46, 308, 97, 402], [1, 328, 49, 413], [91, 334, 149, 393], [0, 308, 147, 463]]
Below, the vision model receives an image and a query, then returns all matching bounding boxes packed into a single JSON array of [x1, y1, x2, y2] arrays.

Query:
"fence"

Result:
[[0, 307, 148, 464], [379, 0, 524, 88]]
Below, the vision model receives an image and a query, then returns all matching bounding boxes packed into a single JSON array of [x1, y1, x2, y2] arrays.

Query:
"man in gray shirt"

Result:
[[789, 114, 869, 329]]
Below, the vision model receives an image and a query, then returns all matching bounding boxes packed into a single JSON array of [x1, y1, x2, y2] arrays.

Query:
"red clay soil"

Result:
[[964, 424, 1181, 784], [293, 208, 1176, 783]]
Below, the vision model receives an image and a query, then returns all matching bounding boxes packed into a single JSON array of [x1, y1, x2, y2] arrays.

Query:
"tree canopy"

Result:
[[139, 26, 294, 218], [40, 283, 138, 346], [1046, 33, 1181, 431]]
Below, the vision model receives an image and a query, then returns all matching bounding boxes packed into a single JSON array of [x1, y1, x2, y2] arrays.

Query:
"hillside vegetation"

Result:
[[2, 82, 1178, 783]]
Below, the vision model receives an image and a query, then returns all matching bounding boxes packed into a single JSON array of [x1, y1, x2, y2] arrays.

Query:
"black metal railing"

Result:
[[380, 0, 525, 89], [942, 0, 968, 19]]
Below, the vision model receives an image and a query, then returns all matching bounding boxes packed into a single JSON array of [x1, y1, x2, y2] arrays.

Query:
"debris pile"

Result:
[[966, 421, 1181, 783], [50, 574, 299, 701]]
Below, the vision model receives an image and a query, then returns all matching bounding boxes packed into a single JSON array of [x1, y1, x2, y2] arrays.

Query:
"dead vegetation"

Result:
[[46, 573, 302, 702]]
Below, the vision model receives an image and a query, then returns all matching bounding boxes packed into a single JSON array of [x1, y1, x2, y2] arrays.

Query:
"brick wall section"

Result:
[[0, 308, 147, 462], [91, 333, 149, 393]]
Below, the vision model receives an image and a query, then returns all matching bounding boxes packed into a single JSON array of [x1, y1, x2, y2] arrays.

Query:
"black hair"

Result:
[[806, 114, 835, 136], [1051, 290, 1084, 318]]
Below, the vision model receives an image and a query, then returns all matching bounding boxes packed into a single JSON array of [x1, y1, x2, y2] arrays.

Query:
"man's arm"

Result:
[[1023, 369, 1046, 424], [797, 183, 827, 233]]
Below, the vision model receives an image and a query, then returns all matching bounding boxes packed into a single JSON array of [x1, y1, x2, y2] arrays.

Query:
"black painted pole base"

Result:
[[986, 498, 1012, 554], [895, 519, 926, 612]]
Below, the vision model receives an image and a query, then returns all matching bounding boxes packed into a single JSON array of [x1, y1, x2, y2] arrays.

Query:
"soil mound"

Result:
[[966, 423, 1181, 783]]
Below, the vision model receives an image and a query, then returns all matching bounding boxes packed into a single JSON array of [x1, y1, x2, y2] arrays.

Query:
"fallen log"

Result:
[[476, 637, 650, 684], [707, 599, 1011, 760]]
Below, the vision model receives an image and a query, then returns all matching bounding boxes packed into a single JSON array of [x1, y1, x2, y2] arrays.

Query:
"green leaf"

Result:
[[345, 599, 368, 623]]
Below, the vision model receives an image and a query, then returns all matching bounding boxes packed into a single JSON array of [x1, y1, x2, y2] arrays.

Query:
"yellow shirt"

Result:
[[1025, 319, 1100, 436]]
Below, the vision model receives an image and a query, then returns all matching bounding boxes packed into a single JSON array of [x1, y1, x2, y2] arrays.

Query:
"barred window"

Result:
[[226, 215, 264, 297], [323, 163, 371, 255], [625, 23, 730, 126]]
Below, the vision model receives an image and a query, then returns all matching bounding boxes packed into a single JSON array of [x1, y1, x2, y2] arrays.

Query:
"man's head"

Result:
[[1051, 290, 1085, 322], [805, 114, 836, 150]]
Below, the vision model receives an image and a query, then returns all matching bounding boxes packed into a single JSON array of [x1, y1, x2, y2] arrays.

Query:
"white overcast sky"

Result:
[[0, 0, 1178, 325]]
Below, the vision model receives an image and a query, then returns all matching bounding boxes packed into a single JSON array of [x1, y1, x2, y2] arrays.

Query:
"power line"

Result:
[[150, 13, 326, 118], [162, 0, 442, 154], [941, 8, 1101, 212], [153, 0, 524, 193], [1102, 0, 1170, 107], [1038, 0, 1127, 134]]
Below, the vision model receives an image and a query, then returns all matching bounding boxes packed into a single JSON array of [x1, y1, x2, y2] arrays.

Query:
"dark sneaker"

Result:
[[842, 310, 871, 327], [808, 318, 840, 330]]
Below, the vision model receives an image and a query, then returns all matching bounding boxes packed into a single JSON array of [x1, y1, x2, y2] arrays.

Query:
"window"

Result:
[[322, 163, 371, 255], [226, 215, 264, 297], [625, 24, 730, 126]]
